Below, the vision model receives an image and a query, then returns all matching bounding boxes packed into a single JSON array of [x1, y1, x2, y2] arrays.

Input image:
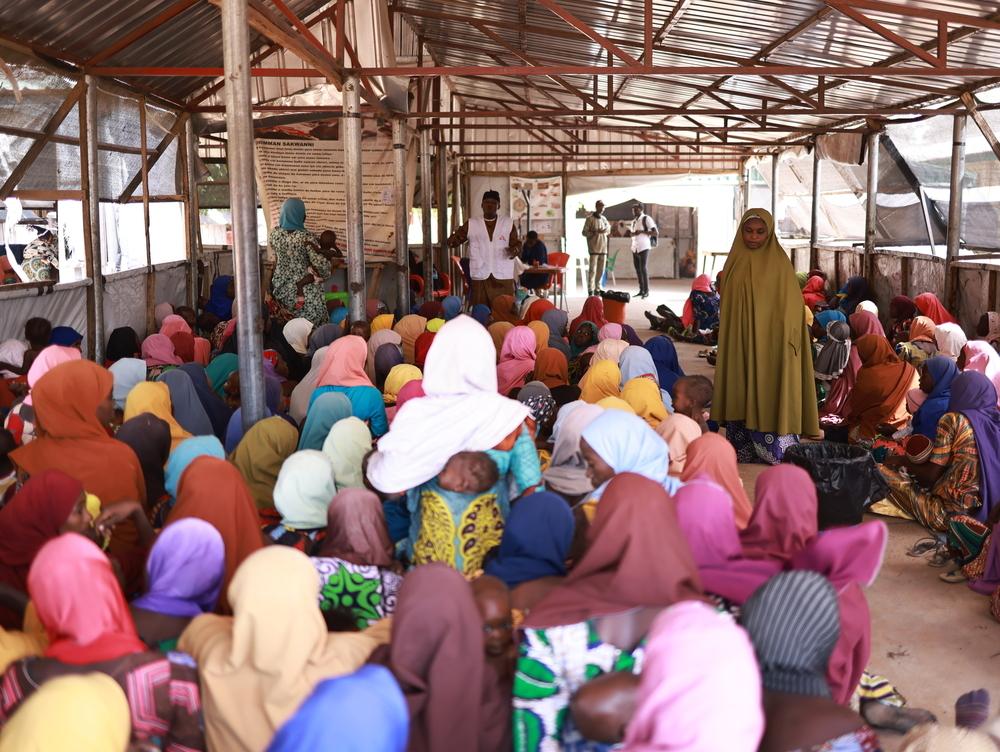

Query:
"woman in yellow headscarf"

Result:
[[579, 360, 622, 404], [621, 377, 668, 428], [370, 313, 394, 334], [124, 381, 191, 451], [712, 209, 819, 463], [383, 364, 422, 405], [0, 673, 131, 752]]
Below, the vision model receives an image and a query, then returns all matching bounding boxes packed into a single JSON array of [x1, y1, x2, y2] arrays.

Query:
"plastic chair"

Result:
[[432, 272, 452, 301], [409, 274, 425, 301]]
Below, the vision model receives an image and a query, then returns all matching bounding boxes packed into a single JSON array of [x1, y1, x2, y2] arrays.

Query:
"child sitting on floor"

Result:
[[657, 375, 713, 476]]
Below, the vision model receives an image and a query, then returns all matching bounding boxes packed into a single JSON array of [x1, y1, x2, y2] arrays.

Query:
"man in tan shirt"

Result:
[[582, 200, 611, 296]]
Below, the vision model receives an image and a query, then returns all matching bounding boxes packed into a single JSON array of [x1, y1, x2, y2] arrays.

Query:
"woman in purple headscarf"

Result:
[[879, 371, 1000, 533], [130, 518, 226, 651]]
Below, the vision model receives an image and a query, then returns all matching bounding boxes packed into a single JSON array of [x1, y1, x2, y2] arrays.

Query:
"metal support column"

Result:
[[392, 117, 409, 314], [342, 74, 367, 322], [436, 142, 448, 293], [184, 118, 200, 309], [419, 128, 433, 303], [770, 152, 779, 223], [864, 132, 880, 280], [84, 75, 105, 364], [945, 114, 967, 307], [221, 0, 266, 428], [810, 145, 822, 270]]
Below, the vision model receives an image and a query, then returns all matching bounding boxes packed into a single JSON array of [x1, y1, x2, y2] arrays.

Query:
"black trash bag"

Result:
[[783, 442, 890, 529], [599, 289, 630, 304]]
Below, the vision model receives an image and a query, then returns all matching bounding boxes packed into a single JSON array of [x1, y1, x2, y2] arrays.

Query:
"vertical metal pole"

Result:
[[392, 117, 410, 313], [84, 75, 105, 364], [221, 0, 266, 428], [810, 145, 822, 270], [184, 117, 200, 309], [770, 151, 779, 227], [864, 132, 880, 280], [945, 114, 967, 307], [343, 74, 367, 323], [420, 128, 433, 303], [436, 142, 448, 292], [139, 96, 155, 337]]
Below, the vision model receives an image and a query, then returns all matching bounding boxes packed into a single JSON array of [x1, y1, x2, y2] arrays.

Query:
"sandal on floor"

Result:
[[927, 549, 952, 568], [697, 349, 711, 358], [940, 568, 967, 583], [907, 537, 939, 557]]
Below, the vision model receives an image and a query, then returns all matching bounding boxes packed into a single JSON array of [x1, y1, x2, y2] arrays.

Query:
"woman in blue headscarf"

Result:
[[164, 435, 226, 501], [205, 275, 234, 320], [643, 334, 685, 395], [267, 665, 408, 752], [911, 356, 959, 439], [470, 304, 491, 327], [268, 198, 334, 328], [484, 491, 574, 592], [441, 295, 463, 320]]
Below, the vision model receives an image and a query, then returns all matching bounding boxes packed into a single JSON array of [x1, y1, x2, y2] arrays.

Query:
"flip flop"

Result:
[[907, 537, 939, 557], [927, 550, 951, 568], [940, 568, 967, 583]]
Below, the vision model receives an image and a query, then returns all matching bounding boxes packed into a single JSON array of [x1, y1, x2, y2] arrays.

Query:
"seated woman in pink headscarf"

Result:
[[308, 335, 388, 437], [496, 326, 537, 397]]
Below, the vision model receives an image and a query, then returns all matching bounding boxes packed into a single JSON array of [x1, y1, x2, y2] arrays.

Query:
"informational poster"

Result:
[[255, 128, 416, 260], [510, 176, 563, 222]]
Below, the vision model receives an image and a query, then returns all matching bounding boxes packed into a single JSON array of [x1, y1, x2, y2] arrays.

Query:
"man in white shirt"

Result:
[[447, 190, 521, 307], [625, 202, 657, 299], [582, 200, 611, 296]]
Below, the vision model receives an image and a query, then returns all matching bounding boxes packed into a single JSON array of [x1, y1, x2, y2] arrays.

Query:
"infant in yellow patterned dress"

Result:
[[437, 451, 500, 493]]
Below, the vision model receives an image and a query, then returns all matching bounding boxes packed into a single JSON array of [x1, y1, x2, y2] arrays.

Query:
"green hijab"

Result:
[[206, 353, 239, 397], [712, 209, 819, 436]]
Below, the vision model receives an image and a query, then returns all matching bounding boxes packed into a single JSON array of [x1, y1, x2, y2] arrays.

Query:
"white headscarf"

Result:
[[282, 319, 315, 356], [365, 315, 530, 495], [289, 346, 329, 424], [855, 300, 879, 317], [934, 322, 968, 360], [273, 450, 337, 529]]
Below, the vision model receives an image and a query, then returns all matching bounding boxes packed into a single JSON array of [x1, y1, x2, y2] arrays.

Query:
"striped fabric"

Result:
[[740, 571, 840, 698]]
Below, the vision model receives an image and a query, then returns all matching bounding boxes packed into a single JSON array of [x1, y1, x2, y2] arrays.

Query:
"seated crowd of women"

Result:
[[0, 264, 996, 750]]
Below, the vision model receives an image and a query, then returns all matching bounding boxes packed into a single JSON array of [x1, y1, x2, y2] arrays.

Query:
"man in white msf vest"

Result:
[[447, 190, 521, 307]]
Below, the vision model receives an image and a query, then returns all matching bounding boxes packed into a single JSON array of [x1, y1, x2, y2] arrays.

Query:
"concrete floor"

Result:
[[566, 279, 1000, 746]]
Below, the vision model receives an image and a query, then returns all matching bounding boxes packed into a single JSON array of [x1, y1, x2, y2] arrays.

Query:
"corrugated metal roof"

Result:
[[0, 0, 331, 105], [1, 0, 998, 168]]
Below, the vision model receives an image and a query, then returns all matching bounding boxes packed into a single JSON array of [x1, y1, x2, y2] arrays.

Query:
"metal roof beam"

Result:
[[824, 1, 941, 68], [611, 0, 696, 105], [534, 0, 640, 66], [961, 92, 1000, 164]]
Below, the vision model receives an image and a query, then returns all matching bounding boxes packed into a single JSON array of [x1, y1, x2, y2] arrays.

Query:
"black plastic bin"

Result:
[[783, 442, 890, 529]]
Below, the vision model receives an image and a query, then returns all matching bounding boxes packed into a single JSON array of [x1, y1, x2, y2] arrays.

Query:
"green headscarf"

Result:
[[712, 209, 819, 436], [279, 198, 307, 232], [206, 353, 239, 397]]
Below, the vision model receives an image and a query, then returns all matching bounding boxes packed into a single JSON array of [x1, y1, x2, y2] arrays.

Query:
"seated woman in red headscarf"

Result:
[[643, 274, 720, 345]]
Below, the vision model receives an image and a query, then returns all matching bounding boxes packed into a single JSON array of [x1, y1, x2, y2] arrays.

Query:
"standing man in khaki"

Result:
[[448, 190, 521, 307], [582, 200, 611, 296]]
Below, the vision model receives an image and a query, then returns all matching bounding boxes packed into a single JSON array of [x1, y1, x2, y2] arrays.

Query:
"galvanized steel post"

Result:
[[436, 141, 448, 291], [220, 0, 266, 428], [393, 117, 410, 313], [342, 74, 367, 323], [864, 132, 880, 279], [770, 151, 779, 225], [84, 75, 105, 364], [185, 117, 200, 309], [945, 114, 967, 307], [420, 128, 433, 303], [810, 145, 822, 269]]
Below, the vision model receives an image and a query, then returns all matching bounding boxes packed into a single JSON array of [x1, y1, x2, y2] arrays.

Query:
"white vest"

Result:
[[468, 216, 515, 281]]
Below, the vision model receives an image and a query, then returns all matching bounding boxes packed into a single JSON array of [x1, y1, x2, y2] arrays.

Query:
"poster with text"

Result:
[[509, 176, 564, 243], [255, 127, 416, 260]]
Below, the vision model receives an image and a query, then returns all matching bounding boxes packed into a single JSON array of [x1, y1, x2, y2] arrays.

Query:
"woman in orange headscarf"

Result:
[[844, 334, 918, 443], [11, 360, 145, 508], [165, 456, 264, 613]]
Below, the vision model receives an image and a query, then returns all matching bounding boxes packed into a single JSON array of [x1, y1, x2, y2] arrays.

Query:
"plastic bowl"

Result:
[[905, 434, 933, 464]]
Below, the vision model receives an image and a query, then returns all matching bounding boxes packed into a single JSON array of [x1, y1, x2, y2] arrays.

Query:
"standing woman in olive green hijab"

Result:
[[712, 209, 819, 463]]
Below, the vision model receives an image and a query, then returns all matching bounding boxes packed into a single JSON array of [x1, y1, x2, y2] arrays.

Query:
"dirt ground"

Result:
[[567, 278, 1000, 747]]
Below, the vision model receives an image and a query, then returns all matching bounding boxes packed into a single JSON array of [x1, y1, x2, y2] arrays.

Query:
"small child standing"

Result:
[[657, 375, 713, 476]]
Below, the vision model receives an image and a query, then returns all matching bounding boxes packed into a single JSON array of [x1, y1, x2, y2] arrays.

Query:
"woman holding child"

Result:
[[269, 197, 335, 328]]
